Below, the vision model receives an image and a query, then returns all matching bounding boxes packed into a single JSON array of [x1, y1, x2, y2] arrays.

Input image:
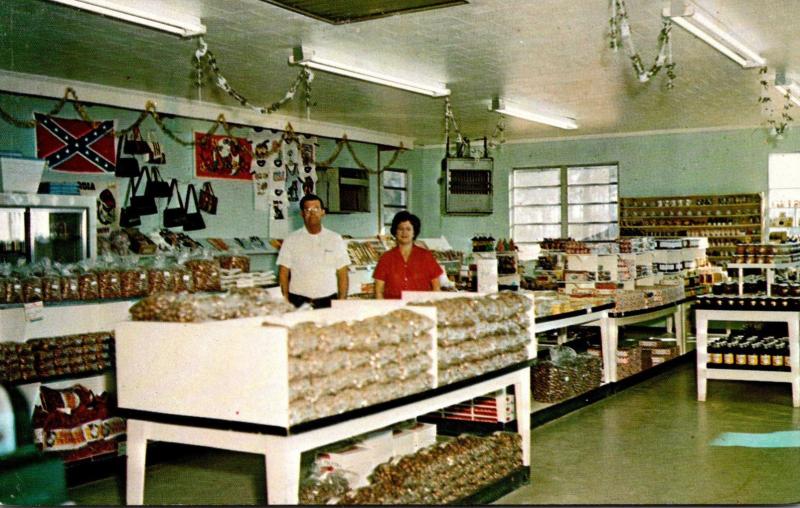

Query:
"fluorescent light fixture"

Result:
[[774, 71, 800, 107], [490, 98, 577, 130], [289, 46, 450, 97], [664, 0, 764, 68], [48, 0, 206, 37]]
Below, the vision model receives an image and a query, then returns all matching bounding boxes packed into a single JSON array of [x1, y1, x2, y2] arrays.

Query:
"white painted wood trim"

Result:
[[0, 69, 414, 149]]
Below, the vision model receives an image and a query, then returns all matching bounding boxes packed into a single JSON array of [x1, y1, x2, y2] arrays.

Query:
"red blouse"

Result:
[[373, 245, 444, 299]]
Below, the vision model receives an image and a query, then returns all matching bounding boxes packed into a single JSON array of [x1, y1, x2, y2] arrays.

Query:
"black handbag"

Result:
[[119, 177, 141, 227], [115, 134, 140, 178], [163, 178, 186, 228], [130, 171, 158, 216], [145, 166, 171, 198], [123, 127, 151, 155], [182, 184, 206, 231], [198, 181, 218, 214]]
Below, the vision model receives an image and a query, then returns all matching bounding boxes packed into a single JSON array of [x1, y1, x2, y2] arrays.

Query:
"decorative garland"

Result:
[[316, 134, 405, 175], [194, 37, 313, 117], [0, 87, 94, 128], [0, 87, 403, 173], [759, 67, 794, 139], [609, 0, 676, 88]]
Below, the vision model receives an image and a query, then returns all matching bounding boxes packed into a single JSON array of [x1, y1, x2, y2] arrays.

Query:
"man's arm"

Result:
[[336, 266, 349, 299], [278, 265, 291, 301], [374, 279, 385, 299]]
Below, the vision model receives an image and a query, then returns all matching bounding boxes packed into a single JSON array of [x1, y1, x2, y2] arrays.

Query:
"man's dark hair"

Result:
[[299, 193, 325, 211], [390, 210, 421, 239]]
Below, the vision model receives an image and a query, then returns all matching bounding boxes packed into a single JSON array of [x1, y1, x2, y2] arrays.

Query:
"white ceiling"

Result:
[[1, 0, 798, 146]]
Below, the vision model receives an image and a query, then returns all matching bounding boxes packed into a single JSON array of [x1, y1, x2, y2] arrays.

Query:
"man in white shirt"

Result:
[[277, 193, 350, 308]]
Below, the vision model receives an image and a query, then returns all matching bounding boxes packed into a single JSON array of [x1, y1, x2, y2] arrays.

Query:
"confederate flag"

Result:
[[35, 114, 116, 173]]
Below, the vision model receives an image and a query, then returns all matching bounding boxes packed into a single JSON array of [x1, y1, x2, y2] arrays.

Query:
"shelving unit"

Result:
[[727, 261, 800, 296], [620, 193, 765, 266], [695, 306, 799, 407]]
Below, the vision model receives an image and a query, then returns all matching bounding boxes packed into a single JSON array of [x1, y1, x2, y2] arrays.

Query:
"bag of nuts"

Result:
[[146, 255, 175, 295], [185, 256, 221, 292], [118, 256, 147, 298]]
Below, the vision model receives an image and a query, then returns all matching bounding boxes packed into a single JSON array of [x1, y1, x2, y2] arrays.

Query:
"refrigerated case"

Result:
[[0, 193, 96, 264]]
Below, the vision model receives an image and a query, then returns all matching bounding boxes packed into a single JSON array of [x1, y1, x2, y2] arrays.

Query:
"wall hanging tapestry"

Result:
[[194, 132, 253, 180]]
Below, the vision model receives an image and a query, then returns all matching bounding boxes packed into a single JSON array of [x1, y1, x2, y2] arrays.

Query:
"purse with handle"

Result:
[[115, 134, 140, 178], [124, 126, 150, 155], [182, 183, 206, 231], [198, 181, 218, 214], [145, 166, 171, 198], [130, 171, 158, 216], [163, 178, 186, 228], [119, 177, 142, 228]]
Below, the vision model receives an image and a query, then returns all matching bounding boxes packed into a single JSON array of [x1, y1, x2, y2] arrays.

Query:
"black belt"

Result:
[[288, 292, 336, 309]]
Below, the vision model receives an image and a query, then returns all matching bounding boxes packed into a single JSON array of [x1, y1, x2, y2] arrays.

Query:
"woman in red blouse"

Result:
[[373, 211, 443, 299]]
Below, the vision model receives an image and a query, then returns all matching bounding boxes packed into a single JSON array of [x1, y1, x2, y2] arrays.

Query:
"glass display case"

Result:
[[0, 193, 96, 264]]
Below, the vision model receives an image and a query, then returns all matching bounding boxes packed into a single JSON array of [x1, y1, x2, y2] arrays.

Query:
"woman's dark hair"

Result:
[[299, 193, 325, 211], [390, 211, 421, 239]]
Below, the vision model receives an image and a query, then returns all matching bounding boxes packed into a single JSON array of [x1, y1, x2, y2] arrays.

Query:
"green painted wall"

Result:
[[411, 129, 800, 252], [6, 90, 800, 258]]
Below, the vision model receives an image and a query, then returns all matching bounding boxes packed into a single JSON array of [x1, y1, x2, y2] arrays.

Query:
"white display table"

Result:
[[123, 364, 531, 505], [115, 303, 532, 505], [695, 307, 800, 406]]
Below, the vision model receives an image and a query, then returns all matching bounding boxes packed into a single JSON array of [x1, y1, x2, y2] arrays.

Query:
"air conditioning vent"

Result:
[[443, 157, 493, 214]]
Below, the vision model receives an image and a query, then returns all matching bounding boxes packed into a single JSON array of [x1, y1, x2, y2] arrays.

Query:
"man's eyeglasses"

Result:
[[303, 207, 323, 213]]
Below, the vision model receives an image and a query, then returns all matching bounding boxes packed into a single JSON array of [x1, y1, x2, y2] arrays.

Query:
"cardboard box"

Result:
[[358, 429, 394, 465], [391, 428, 417, 458], [315, 446, 376, 488], [410, 422, 437, 450]]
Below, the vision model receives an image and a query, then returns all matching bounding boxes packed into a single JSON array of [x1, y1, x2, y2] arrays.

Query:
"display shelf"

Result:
[[695, 307, 800, 407], [620, 193, 765, 266], [727, 260, 800, 296]]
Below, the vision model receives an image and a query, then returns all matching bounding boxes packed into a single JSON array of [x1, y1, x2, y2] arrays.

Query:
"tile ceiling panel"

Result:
[[1, 0, 799, 145]]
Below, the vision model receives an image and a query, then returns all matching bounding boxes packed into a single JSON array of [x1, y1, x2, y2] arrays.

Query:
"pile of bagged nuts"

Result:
[[0, 256, 238, 305], [129, 288, 294, 323], [285, 309, 435, 424], [185, 259, 221, 292], [0, 332, 113, 383], [411, 292, 532, 385], [325, 432, 522, 505], [533, 354, 602, 403]]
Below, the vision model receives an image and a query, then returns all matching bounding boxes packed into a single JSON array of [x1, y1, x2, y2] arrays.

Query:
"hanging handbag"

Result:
[[146, 131, 166, 164], [162, 178, 186, 228], [183, 183, 206, 231], [115, 134, 140, 178], [198, 181, 218, 214], [145, 166, 171, 198], [130, 171, 158, 216], [119, 177, 142, 228], [123, 127, 150, 155]]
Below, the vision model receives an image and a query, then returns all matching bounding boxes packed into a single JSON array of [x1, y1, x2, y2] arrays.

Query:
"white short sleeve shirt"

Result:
[[276, 226, 350, 299]]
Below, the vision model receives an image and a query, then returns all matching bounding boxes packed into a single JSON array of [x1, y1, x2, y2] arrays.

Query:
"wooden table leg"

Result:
[[265, 437, 302, 505], [125, 419, 148, 505], [513, 368, 531, 467]]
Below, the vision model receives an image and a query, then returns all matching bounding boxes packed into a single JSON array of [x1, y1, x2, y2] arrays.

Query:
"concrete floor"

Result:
[[68, 362, 800, 505]]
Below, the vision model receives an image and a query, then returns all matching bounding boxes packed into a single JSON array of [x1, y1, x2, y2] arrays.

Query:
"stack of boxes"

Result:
[[431, 390, 516, 423]]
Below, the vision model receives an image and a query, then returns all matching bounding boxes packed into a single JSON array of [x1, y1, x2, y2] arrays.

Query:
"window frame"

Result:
[[380, 167, 409, 231], [510, 163, 619, 258]]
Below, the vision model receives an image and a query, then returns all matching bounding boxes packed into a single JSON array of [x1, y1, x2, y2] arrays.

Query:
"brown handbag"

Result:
[[198, 181, 218, 215]]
